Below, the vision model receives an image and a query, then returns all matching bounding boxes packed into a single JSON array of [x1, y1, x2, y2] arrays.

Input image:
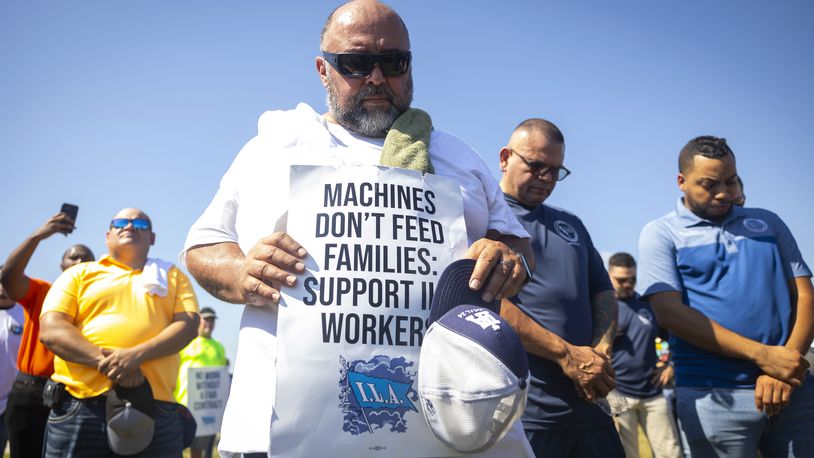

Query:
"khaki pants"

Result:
[[613, 393, 682, 458]]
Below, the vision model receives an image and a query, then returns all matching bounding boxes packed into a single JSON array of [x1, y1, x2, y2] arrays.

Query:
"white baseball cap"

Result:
[[418, 259, 529, 454]]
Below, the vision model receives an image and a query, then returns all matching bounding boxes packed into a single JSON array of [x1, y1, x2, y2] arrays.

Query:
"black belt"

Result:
[[14, 371, 49, 386]]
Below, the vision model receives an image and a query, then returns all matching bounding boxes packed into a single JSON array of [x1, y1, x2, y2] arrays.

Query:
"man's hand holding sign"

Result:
[[187, 231, 530, 308]]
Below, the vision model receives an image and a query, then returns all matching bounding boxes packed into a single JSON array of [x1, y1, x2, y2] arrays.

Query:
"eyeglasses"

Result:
[[110, 218, 151, 231], [509, 149, 571, 181], [321, 51, 411, 78]]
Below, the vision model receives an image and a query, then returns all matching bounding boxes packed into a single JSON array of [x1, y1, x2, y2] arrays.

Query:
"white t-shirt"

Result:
[[1, 304, 24, 414], [183, 103, 531, 456]]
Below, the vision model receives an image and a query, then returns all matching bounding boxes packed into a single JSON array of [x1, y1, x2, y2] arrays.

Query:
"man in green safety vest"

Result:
[[175, 307, 228, 458]]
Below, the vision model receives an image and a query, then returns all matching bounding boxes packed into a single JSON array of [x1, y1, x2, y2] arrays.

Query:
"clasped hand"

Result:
[[98, 348, 144, 386], [755, 345, 809, 387], [560, 345, 616, 402]]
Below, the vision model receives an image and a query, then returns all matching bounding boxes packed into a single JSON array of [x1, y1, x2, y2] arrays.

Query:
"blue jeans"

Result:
[[43, 394, 185, 457], [676, 381, 814, 458]]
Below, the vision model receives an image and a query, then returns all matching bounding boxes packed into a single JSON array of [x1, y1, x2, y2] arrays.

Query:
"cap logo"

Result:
[[423, 399, 436, 417], [464, 310, 501, 331]]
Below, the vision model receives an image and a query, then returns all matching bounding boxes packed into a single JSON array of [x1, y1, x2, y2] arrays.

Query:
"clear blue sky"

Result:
[[2, 1, 813, 367]]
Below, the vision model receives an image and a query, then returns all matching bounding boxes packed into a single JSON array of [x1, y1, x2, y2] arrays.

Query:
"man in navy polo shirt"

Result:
[[499, 118, 624, 458], [608, 252, 681, 458], [638, 135, 814, 457]]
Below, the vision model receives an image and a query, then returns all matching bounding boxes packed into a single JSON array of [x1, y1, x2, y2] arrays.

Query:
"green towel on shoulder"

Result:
[[379, 108, 434, 174]]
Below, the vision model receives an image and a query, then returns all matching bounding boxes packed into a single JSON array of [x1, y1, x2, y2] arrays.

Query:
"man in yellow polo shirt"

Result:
[[39, 208, 199, 457], [175, 307, 228, 458]]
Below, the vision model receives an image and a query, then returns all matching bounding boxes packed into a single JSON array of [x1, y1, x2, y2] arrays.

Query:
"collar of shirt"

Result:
[[674, 197, 745, 228], [503, 193, 544, 213], [97, 254, 137, 271]]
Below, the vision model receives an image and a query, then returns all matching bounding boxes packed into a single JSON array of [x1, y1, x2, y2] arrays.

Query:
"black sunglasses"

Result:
[[110, 218, 151, 231], [322, 51, 411, 78], [509, 149, 571, 182]]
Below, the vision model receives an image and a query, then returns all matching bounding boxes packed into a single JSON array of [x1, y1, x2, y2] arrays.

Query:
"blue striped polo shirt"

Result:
[[638, 198, 811, 388]]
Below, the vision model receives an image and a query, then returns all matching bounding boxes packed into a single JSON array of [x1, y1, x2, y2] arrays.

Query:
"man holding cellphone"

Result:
[[1, 211, 94, 458]]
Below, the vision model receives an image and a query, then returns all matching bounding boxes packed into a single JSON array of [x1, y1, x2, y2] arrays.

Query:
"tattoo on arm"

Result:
[[592, 290, 618, 349], [197, 276, 234, 303]]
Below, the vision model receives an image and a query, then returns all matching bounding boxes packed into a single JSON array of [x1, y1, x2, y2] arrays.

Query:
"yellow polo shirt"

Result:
[[41, 255, 199, 402]]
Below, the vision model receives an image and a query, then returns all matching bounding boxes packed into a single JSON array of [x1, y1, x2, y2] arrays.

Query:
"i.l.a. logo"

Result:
[[339, 355, 418, 436]]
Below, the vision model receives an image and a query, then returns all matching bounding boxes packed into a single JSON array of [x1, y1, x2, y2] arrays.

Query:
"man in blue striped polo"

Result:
[[638, 135, 814, 457]]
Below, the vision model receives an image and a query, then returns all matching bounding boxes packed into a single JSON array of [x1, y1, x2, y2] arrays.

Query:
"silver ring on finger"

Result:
[[499, 260, 513, 274]]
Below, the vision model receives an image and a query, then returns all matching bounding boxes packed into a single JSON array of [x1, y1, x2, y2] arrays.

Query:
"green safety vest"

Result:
[[174, 336, 228, 405]]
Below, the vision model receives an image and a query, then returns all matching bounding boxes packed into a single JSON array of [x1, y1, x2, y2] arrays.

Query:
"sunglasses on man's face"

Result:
[[110, 218, 151, 231], [509, 149, 571, 182], [322, 51, 411, 78]]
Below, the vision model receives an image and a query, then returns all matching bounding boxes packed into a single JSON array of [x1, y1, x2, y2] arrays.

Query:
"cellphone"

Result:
[[42, 380, 66, 408], [60, 203, 79, 230]]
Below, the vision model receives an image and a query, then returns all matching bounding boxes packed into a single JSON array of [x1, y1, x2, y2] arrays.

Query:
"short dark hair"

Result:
[[515, 118, 564, 144], [678, 136, 735, 173], [608, 252, 636, 268], [63, 244, 95, 260]]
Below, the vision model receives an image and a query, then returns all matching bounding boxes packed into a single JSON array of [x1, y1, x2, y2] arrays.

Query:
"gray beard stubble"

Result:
[[326, 70, 414, 138]]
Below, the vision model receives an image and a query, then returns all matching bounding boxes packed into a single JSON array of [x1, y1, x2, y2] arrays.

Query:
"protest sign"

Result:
[[272, 165, 468, 457], [187, 366, 231, 437]]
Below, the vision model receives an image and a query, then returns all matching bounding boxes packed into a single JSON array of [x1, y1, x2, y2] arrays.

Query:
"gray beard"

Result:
[[326, 73, 413, 138]]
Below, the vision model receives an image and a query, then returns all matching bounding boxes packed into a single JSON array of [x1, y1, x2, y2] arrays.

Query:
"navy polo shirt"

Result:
[[505, 195, 614, 431], [638, 198, 812, 388], [611, 294, 665, 398]]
